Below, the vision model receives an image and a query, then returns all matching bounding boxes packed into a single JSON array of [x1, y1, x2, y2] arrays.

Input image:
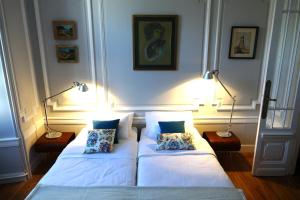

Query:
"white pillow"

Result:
[[87, 112, 134, 139], [145, 111, 194, 139]]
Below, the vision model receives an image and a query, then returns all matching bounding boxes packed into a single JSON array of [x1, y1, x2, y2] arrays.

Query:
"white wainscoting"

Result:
[[47, 115, 258, 125]]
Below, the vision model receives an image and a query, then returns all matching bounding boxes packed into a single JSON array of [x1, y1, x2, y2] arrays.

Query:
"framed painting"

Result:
[[229, 26, 259, 59], [56, 45, 79, 63], [53, 20, 77, 40], [133, 15, 178, 70]]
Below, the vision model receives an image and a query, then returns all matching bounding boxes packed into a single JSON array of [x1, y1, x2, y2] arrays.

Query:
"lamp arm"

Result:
[[42, 83, 76, 132], [212, 70, 236, 133], [43, 99, 49, 129], [214, 73, 235, 100], [44, 85, 75, 101], [227, 98, 236, 132]]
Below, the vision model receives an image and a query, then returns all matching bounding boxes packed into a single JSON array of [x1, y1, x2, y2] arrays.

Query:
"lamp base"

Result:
[[216, 131, 232, 138], [45, 131, 62, 139]]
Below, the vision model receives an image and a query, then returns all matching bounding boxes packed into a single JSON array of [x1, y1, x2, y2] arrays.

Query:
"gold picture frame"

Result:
[[56, 45, 79, 63], [53, 20, 77, 40]]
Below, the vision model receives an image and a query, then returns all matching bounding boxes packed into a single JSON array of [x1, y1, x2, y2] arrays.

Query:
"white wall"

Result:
[[31, 0, 271, 151]]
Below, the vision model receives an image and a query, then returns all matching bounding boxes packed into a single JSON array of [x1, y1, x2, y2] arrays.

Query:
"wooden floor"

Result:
[[0, 154, 56, 200], [0, 152, 300, 200], [218, 152, 300, 200]]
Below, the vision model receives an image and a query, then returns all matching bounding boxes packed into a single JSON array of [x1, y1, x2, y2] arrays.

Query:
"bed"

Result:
[[137, 128, 233, 187], [37, 126, 138, 187], [26, 111, 245, 199], [137, 111, 234, 187]]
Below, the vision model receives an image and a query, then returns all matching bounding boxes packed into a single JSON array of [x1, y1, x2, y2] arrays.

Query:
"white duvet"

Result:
[[137, 128, 234, 187], [38, 128, 138, 187]]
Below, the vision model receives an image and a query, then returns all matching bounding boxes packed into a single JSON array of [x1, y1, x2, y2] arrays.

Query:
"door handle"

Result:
[[262, 80, 276, 119], [266, 97, 277, 102]]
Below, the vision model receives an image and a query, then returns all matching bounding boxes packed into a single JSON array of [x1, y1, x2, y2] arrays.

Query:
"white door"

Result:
[[253, 0, 300, 176]]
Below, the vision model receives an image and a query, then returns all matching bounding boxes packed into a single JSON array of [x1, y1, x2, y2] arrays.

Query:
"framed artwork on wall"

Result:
[[229, 26, 259, 59], [53, 20, 77, 40], [56, 45, 79, 63], [132, 15, 178, 70]]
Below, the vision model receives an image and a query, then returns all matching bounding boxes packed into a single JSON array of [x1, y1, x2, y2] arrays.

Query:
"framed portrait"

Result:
[[133, 15, 178, 70], [229, 26, 259, 59], [53, 20, 77, 40], [56, 45, 79, 63]]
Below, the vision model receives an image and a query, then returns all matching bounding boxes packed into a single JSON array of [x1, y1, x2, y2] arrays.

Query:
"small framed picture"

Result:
[[133, 15, 178, 70], [229, 26, 259, 59], [56, 45, 79, 63], [53, 20, 77, 40]]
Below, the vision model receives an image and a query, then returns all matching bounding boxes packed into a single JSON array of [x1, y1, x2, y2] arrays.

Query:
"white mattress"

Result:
[[38, 127, 138, 187], [137, 128, 234, 187]]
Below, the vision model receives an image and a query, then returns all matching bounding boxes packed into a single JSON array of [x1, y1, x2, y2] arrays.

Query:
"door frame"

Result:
[[0, 0, 31, 180]]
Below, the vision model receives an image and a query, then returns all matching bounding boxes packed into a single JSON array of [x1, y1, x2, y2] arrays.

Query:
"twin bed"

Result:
[[38, 127, 138, 187], [26, 112, 244, 199]]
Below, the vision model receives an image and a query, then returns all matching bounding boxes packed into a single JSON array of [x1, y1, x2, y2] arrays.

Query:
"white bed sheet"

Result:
[[137, 128, 234, 187], [38, 127, 138, 187]]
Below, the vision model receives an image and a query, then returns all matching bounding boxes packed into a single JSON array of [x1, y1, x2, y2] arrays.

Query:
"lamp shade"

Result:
[[78, 83, 88, 92], [203, 70, 214, 80]]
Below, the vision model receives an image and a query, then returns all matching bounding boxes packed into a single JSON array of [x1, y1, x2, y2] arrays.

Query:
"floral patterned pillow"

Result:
[[156, 132, 195, 150], [84, 129, 116, 153]]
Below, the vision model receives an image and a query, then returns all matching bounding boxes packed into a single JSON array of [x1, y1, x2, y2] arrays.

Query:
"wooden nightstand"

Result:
[[35, 132, 75, 153], [203, 131, 241, 152]]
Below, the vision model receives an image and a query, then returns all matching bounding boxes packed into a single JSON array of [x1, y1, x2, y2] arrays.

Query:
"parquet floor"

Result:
[[0, 152, 300, 200], [218, 152, 300, 200], [0, 154, 56, 200]]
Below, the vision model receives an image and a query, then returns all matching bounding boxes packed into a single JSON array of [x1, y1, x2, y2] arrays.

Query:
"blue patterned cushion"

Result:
[[156, 132, 195, 150], [84, 129, 116, 153], [93, 119, 120, 144], [158, 121, 185, 133]]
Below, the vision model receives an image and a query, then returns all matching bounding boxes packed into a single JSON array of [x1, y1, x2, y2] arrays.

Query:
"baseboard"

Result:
[[240, 144, 255, 152], [253, 168, 287, 176], [0, 172, 27, 184]]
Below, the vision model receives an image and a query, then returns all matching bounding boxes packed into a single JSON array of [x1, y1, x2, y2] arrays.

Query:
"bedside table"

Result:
[[203, 131, 241, 152], [35, 132, 75, 153]]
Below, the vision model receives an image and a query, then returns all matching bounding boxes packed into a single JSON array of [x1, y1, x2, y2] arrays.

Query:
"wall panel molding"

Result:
[[34, 0, 265, 113], [211, 0, 271, 110], [202, 0, 212, 75], [20, 0, 40, 118], [34, 0, 98, 111], [217, 100, 259, 111], [113, 104, 199, 111], [97, 0, 109, 107], [47, 115, 258, 125], [212, 0, 224, 70], [0, 138, 20, 148], [107, 0, 215, 112]]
